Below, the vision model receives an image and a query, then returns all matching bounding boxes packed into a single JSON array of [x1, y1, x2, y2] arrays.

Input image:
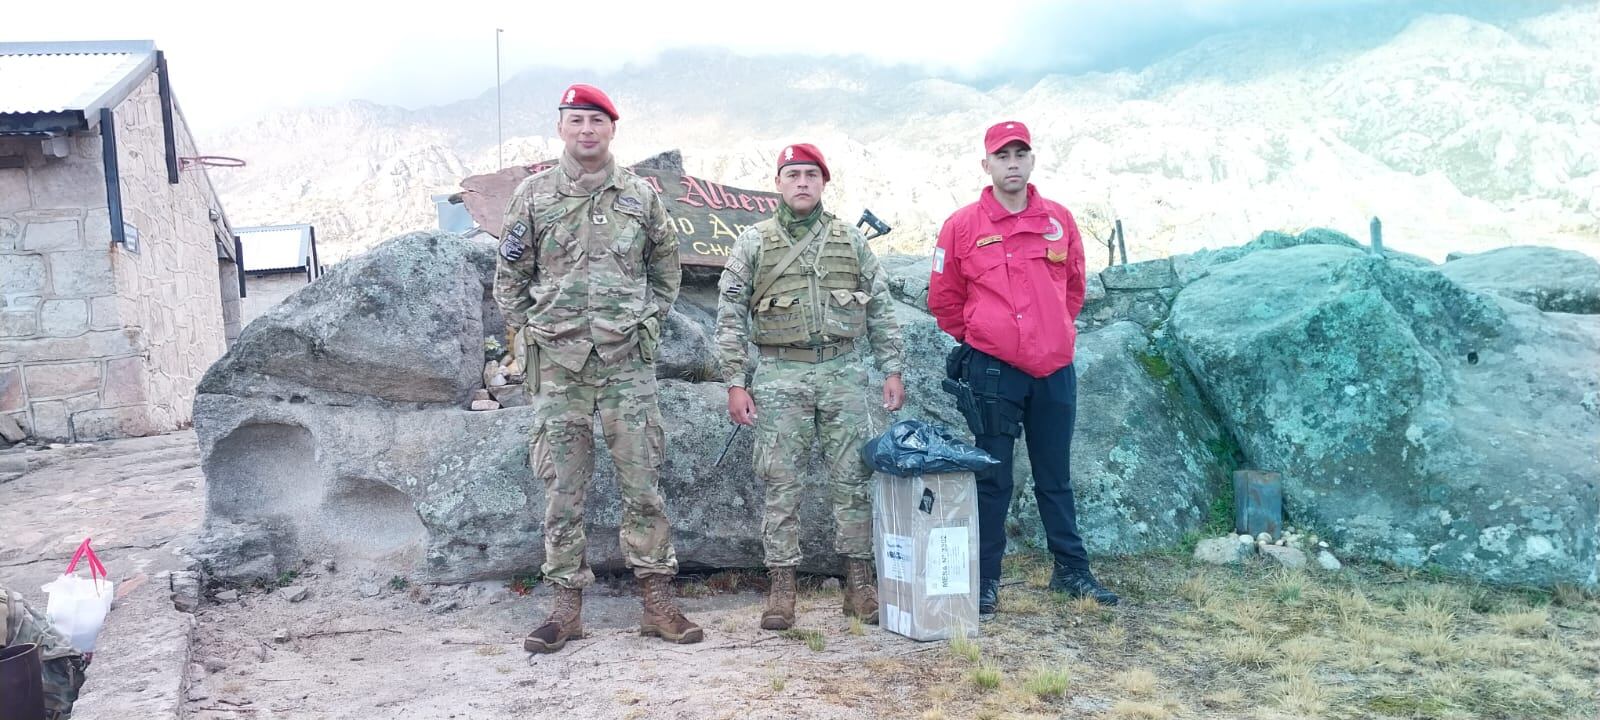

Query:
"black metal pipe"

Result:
[[157, 51, 179, 184], [308, 225, 320, 278], [100, 108, 126, 249], [234, 234, 247, 298]]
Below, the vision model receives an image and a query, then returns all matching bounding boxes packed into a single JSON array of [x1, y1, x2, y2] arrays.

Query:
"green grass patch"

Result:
[[781, 628, 826, 652]]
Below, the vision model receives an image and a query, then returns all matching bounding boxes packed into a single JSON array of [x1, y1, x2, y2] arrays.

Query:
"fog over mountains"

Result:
[[201, 2, 1600, 270]]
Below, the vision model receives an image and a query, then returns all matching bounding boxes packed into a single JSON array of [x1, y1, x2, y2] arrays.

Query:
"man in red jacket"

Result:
[[928, 121, 1118, 618]]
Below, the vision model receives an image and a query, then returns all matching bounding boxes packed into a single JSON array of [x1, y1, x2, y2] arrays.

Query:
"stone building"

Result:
[[236, 224, 321, 325], [0, 40, 242, 442]]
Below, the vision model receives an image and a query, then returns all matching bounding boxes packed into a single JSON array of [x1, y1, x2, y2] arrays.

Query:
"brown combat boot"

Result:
[[843, 559, 880, 624], [523, 585, 583, 653], [638, 574, 704, 644], [760, 567, 797, 631]]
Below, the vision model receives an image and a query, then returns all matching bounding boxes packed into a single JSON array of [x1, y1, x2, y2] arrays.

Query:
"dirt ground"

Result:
[[184, 570, 959, 720], [4, 433, 1597, 720]]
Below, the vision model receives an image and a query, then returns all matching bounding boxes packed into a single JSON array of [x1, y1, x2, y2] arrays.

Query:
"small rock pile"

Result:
[[1192, 526, 1343, 571], [469, 332, 529, 411]]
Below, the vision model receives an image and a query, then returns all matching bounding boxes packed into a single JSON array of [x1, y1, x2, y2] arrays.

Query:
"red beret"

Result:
[[776, 143, 830, 181], [558, 83, 619, 121], [984, 121, 1031, 154]]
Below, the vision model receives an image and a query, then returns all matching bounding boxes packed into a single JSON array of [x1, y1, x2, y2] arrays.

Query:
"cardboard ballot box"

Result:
[[872, 471, 979, 641]]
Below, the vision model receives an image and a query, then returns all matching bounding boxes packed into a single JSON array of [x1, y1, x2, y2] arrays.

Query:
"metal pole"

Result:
[[1115, 219, 1127, 265], [496, 28, 504, 170]]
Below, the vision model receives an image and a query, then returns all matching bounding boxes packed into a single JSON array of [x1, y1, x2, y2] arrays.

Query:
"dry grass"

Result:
[[1005, 589, 1049, 615], [1106, 700, 1173, 719], [1066, 594, 1115, 623], [1218, 633, 1272, 667], [904, 552, 1599, 720], [1491, 606, 1551, 637], [1201, 688, 1246, 710], [1403, 592, 1457, 633], [1112, 668, 1158, 698], [1278, 635, 1325, 664], [1176, 572, 1212, 605], [780, 628, 825, 652], [1270, 570, 1307, 605], [970, 664, 1002, 691], [847, 617, 866, 636], [1089, 622, 1128, 649], [948, 632, 981, 663], [1269, 664, 1330, 717], [1022, 665, 1071, 700]]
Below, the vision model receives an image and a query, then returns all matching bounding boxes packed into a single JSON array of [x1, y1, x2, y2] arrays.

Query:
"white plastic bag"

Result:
[[40, 538, 114, 653]]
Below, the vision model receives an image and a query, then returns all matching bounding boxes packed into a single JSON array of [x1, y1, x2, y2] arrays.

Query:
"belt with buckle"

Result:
[[758, 343, 849, 364]]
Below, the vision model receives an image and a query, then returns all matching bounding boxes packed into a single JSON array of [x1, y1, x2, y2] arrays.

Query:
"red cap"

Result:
[[984, 121, 1031, 154], [776, 143, 830, 181], [558, 83, 619, 121]]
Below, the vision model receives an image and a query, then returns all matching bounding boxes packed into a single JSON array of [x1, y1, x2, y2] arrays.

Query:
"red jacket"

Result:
[[928, 185, 1086, 378]]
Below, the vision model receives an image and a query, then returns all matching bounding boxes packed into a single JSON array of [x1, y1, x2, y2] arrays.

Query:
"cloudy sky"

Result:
[[3, 0, 1512, 132]]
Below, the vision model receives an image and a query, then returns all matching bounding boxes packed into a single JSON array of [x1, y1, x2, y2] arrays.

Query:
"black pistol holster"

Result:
[[941, 344, 1024, 439]]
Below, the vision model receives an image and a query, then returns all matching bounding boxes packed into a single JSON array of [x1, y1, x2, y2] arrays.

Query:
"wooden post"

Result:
[[1115, 219, 1127, 265]]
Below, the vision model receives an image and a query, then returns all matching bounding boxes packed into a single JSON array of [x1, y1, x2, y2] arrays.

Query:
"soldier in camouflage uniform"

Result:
[[714, 143, 906, 630], [494, 83, 702, 653], [2, 585, 88, 720]]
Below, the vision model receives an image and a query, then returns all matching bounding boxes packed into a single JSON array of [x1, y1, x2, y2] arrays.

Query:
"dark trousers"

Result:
[[961, 349, 1089, 582]]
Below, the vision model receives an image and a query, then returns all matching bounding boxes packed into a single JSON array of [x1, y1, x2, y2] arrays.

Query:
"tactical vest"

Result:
[[749, 216, 871, 346]]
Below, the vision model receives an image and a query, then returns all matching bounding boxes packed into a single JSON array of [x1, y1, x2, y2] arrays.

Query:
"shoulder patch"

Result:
[[508, 221, 528, 240], [1044, 218, 1064, 242], [499, 237, 526, 261]]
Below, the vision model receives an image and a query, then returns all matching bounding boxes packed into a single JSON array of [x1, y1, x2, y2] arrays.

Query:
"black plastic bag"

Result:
[[860, 419, 999, 477]]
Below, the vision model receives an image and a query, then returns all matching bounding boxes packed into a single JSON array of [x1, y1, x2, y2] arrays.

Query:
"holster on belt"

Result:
[[941, 344, 986, 436]]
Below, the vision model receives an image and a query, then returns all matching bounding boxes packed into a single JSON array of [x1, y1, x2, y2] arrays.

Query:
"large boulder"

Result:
[[194, 233, 843, 583], [198, 232, 488, 406], [1169, 244, 1600, 588], [887, 302, 1228, 557], [1055, 321, 1231, 553], [193, 380, 847, 583], [1441, 246, 1600, 314]]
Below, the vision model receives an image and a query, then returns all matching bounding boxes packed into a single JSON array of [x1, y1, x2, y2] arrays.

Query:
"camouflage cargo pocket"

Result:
[[821, 289, 869, 338], [752, 295, 809, 345], [528, 419, 557, 483], [639, 315, 661, 364], [644, 408, 665, 471]]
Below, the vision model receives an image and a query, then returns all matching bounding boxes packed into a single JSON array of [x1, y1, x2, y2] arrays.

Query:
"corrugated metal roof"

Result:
[[0, 41, 157, 118], [237, 225, 314, 273]]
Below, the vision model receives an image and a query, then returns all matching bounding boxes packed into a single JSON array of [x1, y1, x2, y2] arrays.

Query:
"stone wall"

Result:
[[109, 73, 230, 437], [0, 71, 230, 442], [240, 272, 311, 327]]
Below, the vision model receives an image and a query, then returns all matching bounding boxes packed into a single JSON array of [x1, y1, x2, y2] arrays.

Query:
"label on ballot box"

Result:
[[872, 472, 979, 641]]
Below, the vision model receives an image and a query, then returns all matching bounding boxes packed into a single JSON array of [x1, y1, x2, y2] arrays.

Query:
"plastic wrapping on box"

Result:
[[872, 471, 979, 641], [860, 420, 999, 476]]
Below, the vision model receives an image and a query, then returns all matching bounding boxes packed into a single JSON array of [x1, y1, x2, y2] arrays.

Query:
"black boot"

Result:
[[1050, 567, 1119, 606], [978, 578, 999, 620]]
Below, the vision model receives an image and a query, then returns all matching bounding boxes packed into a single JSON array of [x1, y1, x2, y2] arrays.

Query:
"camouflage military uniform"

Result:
[[2, 585, 88, 720], [714, 211, 905, 566], [494, 154, 682, 589]]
